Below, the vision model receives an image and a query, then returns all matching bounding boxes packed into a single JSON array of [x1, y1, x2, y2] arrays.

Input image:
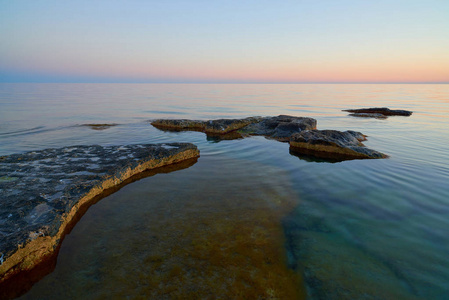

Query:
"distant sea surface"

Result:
[[1, 84, 448, 299]]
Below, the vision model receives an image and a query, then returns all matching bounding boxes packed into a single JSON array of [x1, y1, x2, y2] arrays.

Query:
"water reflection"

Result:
[[289, 148, 344, 163]]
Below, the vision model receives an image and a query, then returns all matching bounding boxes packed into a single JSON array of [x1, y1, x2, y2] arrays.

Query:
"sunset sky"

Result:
[[1, 0, 448, 83]]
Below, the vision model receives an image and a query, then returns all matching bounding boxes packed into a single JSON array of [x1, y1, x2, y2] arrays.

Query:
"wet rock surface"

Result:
[[290, 130, 388, 160], [0, 143, 199, 285], [343, 107, 413, 117]]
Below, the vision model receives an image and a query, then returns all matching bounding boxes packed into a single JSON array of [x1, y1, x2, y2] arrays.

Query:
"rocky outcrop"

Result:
[[204, 117, 263, 134], [152, 115, 317, 142], [239, 115, 317, 141], [152, 116, 386, 160], [343, 107, 412, 118], [290, 130, 388, 160], [0, 143, 199, 290], [151, 117, 262, 135]]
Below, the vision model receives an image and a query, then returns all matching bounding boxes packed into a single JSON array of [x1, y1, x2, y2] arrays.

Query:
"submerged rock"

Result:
[[290, 130, 387, 160], [152, 115, 317, 142], [343, 107, 412, 117], [0, 143, 199, 291], [283, 212, 420, 300], [81, 123, 119, 130]]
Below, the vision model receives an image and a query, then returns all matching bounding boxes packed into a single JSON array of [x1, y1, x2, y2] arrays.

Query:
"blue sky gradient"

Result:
[[1, 0, 448, 83]]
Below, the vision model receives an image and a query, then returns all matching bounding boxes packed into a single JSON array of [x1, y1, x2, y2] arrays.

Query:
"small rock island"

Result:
[[152, 115, 388, 160], [343, 107, 413, 118], [0, 143, 199, 295], [290, 130, 388, 160]]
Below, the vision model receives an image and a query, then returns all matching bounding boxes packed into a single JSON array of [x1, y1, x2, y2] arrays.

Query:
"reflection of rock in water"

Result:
[[289, 148, 343, 163], [205, 131, 245, 142], [283, 210, 420, 300], [20, 156, 306, 299]]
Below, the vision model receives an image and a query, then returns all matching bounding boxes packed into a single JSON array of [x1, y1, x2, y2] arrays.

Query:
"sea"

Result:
[[1, 83, 448, 299]]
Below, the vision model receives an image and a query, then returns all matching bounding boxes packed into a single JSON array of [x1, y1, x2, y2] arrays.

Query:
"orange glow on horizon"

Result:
[[8, 51, 448, 83]]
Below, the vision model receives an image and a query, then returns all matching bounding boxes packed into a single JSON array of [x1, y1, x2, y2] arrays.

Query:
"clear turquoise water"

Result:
[[1, 83, 448, 299]]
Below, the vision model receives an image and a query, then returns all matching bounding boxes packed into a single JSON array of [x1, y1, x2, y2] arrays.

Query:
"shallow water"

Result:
[[1, 83, 449, 299]]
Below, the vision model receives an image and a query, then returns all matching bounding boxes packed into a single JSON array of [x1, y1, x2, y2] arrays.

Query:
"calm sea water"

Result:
[[1, 84, 448, 299]]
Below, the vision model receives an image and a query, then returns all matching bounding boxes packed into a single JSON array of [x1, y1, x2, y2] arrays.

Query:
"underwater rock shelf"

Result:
[[151, 115, 387, 160], [0, 143, 199, 287], [80, 123, 119, 130]]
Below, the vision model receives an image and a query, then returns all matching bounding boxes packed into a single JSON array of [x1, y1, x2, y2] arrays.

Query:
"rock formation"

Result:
[[151, 117, 262, 135], [343, 107, 412, 118], [290, 130, 388, 160], [152, 116, 386, 161], [151, 115, 317, 142], [0, 143, 199, 292], [239, 115, 317, 141]]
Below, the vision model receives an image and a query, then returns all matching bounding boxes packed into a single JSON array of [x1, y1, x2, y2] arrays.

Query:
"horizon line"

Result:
[[1, 81, 448, 84]]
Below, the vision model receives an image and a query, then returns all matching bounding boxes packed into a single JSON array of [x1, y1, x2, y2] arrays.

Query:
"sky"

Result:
[[1, 0, 448, 83]]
